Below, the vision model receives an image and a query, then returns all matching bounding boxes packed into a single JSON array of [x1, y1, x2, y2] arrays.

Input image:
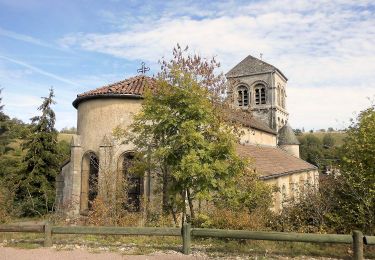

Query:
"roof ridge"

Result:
[[78, 75, 152, 97], [226, 55, 287, 80], [73, 75, 157, 108]]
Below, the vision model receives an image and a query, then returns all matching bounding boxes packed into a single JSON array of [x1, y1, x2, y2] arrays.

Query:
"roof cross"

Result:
[[137, 62, 150, 74]]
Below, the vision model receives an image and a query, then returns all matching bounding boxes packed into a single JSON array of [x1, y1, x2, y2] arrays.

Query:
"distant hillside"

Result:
[[58, 133, 75, 143], [301, 131, 347, 146]]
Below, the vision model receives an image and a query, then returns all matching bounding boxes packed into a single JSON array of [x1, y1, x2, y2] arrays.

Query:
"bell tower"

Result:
[[226, 55, 289, 131]]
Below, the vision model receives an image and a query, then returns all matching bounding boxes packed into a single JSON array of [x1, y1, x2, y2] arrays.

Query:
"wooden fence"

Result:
[[0, 223, 374, 260]]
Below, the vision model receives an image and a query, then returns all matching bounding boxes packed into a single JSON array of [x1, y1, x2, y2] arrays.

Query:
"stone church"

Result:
[[56, 55, 318, 215]]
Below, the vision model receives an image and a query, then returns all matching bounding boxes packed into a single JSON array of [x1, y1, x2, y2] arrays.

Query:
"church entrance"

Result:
[[80, 152, 99, 214]]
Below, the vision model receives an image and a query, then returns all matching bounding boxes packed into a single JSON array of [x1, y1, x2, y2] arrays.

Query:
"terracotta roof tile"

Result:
[[236, 144, 317, 178], [73, 75, 157, 108]]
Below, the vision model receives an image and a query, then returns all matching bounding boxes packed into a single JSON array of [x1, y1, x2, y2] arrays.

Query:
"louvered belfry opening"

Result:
[[122, 153, 142, 212], [237, 85, 249, 107], [255, 84, 266, 105]]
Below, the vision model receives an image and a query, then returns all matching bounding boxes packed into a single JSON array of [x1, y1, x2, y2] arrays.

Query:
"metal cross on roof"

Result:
[[137, 62, 150, 74]]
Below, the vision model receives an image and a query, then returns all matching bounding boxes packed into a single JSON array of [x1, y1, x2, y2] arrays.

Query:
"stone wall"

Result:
[[239, 126, 277, 146], [264, 169, 319, 212], [77, 98, 143, 153]]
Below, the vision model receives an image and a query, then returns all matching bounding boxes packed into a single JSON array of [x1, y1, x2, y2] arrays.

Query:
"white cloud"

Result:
[[0, 55, 82, 87], [56, 0, 375, 129], [288, 86, 375, 130]]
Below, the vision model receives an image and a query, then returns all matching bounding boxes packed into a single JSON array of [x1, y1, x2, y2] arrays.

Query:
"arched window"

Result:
[[237, 85, 249, 107], [281, 88, 286, 108], [255, 84, 266, 105], [81, 152, 99, 213], [277, 85, 281, 106], [122, 152, 142, 212]]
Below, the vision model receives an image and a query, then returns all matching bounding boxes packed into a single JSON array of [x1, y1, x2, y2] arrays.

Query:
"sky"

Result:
[[0, 0, 374, 131]]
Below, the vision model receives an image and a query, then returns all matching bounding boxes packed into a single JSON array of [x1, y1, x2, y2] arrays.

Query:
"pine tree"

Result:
[[18, 88, 60, 216], [0, 89, 10, 155]]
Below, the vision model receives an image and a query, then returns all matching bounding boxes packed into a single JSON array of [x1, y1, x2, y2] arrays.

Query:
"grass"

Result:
[[301, 131, 347, 146], [1, 232, 375, 259], [58, 133, 75, 143]]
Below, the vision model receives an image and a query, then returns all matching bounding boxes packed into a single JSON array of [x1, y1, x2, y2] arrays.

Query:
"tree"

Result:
[[126, 46, 272, 224], [0, 89, 10, 155], [299, 134, 324, 167], [293, 128, 302, 136], [322, 133, 335, 148], [330, 105, 375, 233], [17, 88, 60, 216]]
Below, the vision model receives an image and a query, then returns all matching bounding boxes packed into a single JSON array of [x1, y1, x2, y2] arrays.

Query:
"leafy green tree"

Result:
[[293, 128, 302, 136], [330, 106, 375, 233], [126, 46, 272, 224], [0, 89, 31, 220], [17, 88, 60, 216], [323, 133, 335, 148], [299, 134, 324, 167]]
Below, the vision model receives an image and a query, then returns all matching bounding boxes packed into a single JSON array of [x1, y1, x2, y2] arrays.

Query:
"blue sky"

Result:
[[0, 0, 374, 130]]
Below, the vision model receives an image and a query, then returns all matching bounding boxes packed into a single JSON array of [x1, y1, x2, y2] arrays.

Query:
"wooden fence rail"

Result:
[[51, 226, 181, 236], [191, 227, 353, 243], [364, 235, 375, 245], [0, 223, 373, 260]]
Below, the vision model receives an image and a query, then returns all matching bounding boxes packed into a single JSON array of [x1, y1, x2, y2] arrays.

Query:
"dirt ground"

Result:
[[0, 246, 205, 260], [0, 246, 348, 260]]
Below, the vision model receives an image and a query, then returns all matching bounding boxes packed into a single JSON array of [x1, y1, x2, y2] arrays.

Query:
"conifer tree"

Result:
[[18, 88, 60, 216], [0, 89, 10, 155]]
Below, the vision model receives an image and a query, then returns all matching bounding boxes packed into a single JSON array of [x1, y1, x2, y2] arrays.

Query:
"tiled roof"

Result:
[[236, 144, 317, 179], [73, 75, 157, 108], [223, 107, 276, 135], [226, 55, 287, 80], [278, 122, 300, 145]]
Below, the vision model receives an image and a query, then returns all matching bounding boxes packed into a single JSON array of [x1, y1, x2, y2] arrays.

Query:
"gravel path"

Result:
[[0, 246, 348, 260], [0, 246, 205, 260]]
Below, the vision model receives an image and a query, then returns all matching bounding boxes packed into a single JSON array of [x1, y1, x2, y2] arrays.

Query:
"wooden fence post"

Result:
[[44, 222, 52, 247], [352, 230, 363, 260], [182, 223, 191, 255]]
